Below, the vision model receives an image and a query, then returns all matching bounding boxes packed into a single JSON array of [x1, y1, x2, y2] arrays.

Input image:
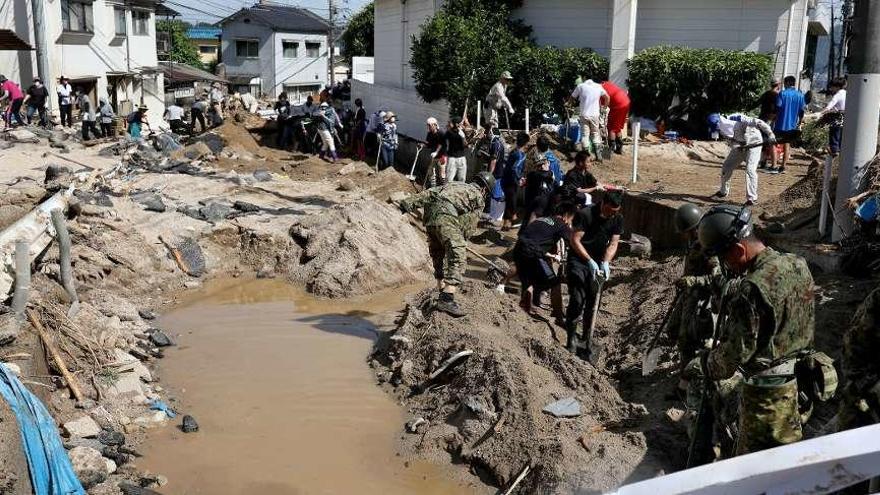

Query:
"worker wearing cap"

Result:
[[565, 189, 624, 362], [0, 75, 25, 127], [693, 205, 814, 456], [399, 172, 496, 317], [57, 76, 74, 127], [425, 117, 447, 187], [485, 71, 514, 129], [379, 111, 399, 168], [712, 114, 776, 206], [316, 102, 342, 162]]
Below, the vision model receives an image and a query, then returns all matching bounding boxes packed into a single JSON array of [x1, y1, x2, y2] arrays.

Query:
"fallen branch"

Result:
[[27, 308, 85, 403], [502, 465, 531, 495]]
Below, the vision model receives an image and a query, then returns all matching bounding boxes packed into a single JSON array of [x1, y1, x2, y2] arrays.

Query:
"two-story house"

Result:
[[0, 0, 168, 124], [218, 4, 331, 102], [187, 26, 222, 66], [354, 0, 830, 138]]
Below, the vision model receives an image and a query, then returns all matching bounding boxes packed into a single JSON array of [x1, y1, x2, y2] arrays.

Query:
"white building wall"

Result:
[[0, 0, 164, 124], [374, 0, 405, 88], [351, 79, 449, 138], [514, 0, 610, 53], [272, 32, 328, 97]]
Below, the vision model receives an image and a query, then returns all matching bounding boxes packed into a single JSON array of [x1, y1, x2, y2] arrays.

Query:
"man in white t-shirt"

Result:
[[164, 103, 187, 134], [819, 77, 847, 156], [57, 76, 74, 127], [568, 79, 609, 158]]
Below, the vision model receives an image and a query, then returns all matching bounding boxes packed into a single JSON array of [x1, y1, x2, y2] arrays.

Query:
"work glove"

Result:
[[587, 258, 599, 277], [766, 136, 777, 145], [431, 151, 438, 159], [600, 261, 610, 280], [509, 108, 515, 116]]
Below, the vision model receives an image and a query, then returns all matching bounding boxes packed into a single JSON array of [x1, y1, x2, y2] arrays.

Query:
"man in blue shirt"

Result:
[[772, 76, 805, 174]]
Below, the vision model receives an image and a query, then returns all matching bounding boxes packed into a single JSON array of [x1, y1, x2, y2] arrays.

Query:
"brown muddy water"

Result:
[[140, 279, 489, 495]]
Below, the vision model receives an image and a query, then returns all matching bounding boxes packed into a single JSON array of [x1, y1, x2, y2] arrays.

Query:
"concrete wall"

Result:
[[373, 0, 439, 90], [351, 78, 450, 139], [0, 0, 164, 124], [272, 31, 328, 97], [514, 0, 611, 53], [221, 19, 274, 95]]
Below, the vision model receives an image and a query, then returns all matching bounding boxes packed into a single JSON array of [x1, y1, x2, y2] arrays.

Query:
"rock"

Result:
[[63, 416, 102, 438], [104, 457, 118, 475], [767, 221, 786, 234], [62, 438, 104, 451], [337, 178, 357, 191], [89, 406, 116, 430], [620, 233, 652, 258], [337, 163, 359, 176], [199, 201, 233, 223], [148, 329, 174, 347], [177, 204, 205, 221], [629, 402, 650, 418], [233, 200, 261, 213], [8, 128, 39, 143], [68, 446, 110, 489], [253, 169, 272, 182], [394, 359, 416, 386], [173, 141, 212, 161], [119, 482, 163, 495], [184, 280, 201, 289], [104, 372, 147, 404], [389, 191, 409, 204], [139, 309, 158, 320], [133, 411, 167, 429], [112, 349, 152, 382], [405, 417, 427, 434], [542, 397, 582, 418], [181, 414, 199, 433], [462, 395, 496, 421], [131, 191, 166, 213], [190, 132, 226, 154], [97, 430, 126, 446]]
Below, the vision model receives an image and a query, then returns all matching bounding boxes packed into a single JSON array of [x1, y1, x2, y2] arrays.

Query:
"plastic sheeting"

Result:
[[0, 363, 85, 495]]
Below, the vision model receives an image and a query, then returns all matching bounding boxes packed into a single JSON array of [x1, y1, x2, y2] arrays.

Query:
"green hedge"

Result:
[[513, 46, 608, 115], [627, 46, 773, 123]]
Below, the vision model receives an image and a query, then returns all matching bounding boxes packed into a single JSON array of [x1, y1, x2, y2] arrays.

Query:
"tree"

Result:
[[340, 3, 374, 63], [410, 0, 607, 119], [156, 20, 203, 71]]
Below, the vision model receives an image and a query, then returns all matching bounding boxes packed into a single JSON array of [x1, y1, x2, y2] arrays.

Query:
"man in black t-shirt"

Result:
[[565, 189, 624, 360], [513, 202, 577, 313], [563, 150, 603, 205], [754, 79, 781, 169], [23, 78, 49, 127]]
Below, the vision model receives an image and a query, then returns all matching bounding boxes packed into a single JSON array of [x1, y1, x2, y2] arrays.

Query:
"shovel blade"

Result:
[[641, 347, 662, 376]]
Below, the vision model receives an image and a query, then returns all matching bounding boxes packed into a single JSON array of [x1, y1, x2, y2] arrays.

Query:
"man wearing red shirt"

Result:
[[0, 75, 25, 127], [601, 80, 631, 155]]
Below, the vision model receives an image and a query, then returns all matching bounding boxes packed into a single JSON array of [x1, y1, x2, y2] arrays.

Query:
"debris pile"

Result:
[[372, 283, 652, 494]]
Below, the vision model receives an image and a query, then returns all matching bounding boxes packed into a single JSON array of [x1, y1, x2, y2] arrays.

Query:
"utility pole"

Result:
[[833, 0, 880, 241], [829, 0, 836, 81], [328, 0, 336, 85], [30, 0, 52, 112]]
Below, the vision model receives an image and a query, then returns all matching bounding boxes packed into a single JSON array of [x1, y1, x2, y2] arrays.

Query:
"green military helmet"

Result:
[[674, 203, 703, 233], [698, 204, 753, 256], [472, 171, 496, 192]]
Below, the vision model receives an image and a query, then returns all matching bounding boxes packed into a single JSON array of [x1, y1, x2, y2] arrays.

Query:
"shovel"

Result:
[[375, 135, 383, 173], [406, 145, 424, 181], [641, 290, 684, 376]]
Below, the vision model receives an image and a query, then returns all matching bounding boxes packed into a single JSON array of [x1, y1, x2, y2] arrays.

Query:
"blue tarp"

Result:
[[0, 364, 85, 495]]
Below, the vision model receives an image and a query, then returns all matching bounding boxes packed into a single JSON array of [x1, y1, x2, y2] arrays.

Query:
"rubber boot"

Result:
[[318, 150, 326, 160], [565, 325, 579, 354], [435, 292, 466, 318], [330, 150, 338, 163], [614, 137, 624, 155]]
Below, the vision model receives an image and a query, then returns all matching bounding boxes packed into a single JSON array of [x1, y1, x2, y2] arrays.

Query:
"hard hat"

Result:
[[499, 71, 513, 80], [384, 111, 396, 121], [426, 117, 438, 126], [320, 102, 329, 108], [698, 205, 753, 256], [472, 171, 496, 192], [674, 203, 703, 233]]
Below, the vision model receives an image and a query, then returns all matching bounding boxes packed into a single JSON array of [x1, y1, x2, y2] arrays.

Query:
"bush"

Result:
[[410, 1, 607, 121], [627, 46, 773, 126]]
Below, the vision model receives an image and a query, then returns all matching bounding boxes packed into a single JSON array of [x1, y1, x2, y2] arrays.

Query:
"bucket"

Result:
[[856, 195, 880, 222], [558, 123, 581, 143]]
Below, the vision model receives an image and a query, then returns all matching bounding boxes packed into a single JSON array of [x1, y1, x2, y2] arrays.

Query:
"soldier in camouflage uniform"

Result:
[[697, 205, 814, 456], [399, 172, 495, 317], [838, 286, 880, 432]]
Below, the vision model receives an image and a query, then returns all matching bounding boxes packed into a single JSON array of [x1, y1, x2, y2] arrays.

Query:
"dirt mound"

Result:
[[759, 158, 824, 224], [213, 122, 265, 155], [372, 283, 653, 494], [287, 199, 431, 297]]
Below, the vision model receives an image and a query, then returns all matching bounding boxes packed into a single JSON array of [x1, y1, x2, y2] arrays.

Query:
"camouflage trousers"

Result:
[[426, 222, 467, 287], [736, 376, 802, 455], [670, 287, 715, 375]]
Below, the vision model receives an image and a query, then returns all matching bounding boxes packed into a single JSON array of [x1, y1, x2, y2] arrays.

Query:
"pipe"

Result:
[[50, 209, 78, 305], [783, 0, 795, 77], [819, 156, 832, 236], [631, 120, 641, 183], [477, 100, 481, 130], [525, 108, 530, 133], [11, 241, 30, 321]]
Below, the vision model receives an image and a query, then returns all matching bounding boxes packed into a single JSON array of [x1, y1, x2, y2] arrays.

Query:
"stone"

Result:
[[112, 349, 152, 382], [68, 446, 110, 489], [253, 169, 272, 182], [388, 191, 409, 204], [199, 201, 233, 223], [97, 430, 126, 446], [131, 191, 166, 213], [184, 281, 201, 289], [233, 200, 261, 213], [88, 406, 116, 430], [337, 163, 359, 176], [190, 132, 226, 154], [133, 411, 167, 429], [393, 359, 416, 386], [104, 372, 147, 404], [63, 416, 102, 438], [666, 407, 686, 423], [173, 141, 212, 161], [337, 178, 357, 191], [181, 415, 199, 433], [148, 329, 173, 347], [8, 128, 39, 143], [542, 397, 582, 418], [405, 417, 427, 434], [462, 395, 496, 421], [62, 438, 103, 451], [104, 457, 117, 475], [139, 309, 158, 320]]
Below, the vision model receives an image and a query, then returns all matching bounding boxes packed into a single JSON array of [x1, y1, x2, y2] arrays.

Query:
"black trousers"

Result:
[[565, 260, 600, 348], [169, 119, 189, 135], [60, 104, 73, 127], [100, 122, 114, 137], [82, 120, 99, 141], [191, 109, 207, 134]]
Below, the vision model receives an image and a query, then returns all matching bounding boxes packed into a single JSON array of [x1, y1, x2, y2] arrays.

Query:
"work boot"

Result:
[[614, 138, 624, 155], [435, 292, 466, 318], [330, 150, 338, 163], [318, 150, 326, 160], [565, 326, 579, 353]]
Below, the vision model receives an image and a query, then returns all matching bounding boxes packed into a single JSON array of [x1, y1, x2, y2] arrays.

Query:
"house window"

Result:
[[283, 84, 321, 104], [283, 41, 299, 59], [114, 7, 126, 36], [305, 42, 321, 58], [132, 10, 149, 36], [235, 39, 259, 58], [61, 0, 93, 33], [199, 45, 217, 54]]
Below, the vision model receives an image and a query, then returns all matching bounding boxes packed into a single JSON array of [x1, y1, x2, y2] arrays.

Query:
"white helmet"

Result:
[[426, 117, 438, 126]]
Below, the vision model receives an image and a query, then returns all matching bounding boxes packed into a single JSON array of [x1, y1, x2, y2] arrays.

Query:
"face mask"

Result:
[[35, 82, 42, 87]]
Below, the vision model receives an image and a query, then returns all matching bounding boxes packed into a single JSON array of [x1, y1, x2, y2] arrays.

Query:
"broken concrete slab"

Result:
[[112, 349, 152, 382], [8, 129, 39, 143], [104, 372, 147, 405], [130, 191, 166, 213], [253, 169, 272, 182], [133, 411, 167, 429], [173, 142, 212, 161], [543, 397, 582, 418], [199, 201, 233, 223], [63, 416, 102, 438]]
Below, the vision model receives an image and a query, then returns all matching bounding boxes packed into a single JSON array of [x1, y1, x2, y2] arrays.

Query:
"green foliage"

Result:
[[410, 1, 607, 120], [799, 120, 827, 154], [627, 46, 773, 123], [157, 20, 203, 71], [340, 3, 374, 63]]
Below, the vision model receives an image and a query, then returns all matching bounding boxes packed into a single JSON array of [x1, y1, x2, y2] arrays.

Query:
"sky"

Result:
[[165, 0, 372, 25]]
